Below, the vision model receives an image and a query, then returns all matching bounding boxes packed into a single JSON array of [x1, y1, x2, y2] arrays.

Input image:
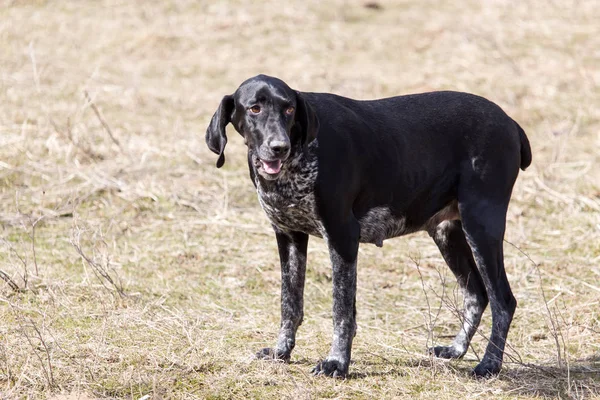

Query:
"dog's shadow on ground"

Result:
[[495, 358, 600, 398], [288, 354, 600, 396]]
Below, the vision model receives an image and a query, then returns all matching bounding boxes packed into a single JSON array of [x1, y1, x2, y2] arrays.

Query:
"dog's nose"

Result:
[[269, 140, 290, 156]]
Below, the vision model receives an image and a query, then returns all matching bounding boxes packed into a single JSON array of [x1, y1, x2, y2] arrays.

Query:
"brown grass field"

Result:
[[1, 0, 600, 398]]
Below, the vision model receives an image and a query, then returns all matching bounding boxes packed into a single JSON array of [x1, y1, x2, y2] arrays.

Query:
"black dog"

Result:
[[206, 75, 531, 378]]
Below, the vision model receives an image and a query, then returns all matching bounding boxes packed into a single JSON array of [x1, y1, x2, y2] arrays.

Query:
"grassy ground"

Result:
[[1, 0, 599, 398]]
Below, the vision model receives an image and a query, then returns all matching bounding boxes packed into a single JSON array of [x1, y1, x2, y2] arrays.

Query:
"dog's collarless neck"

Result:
[[254, 140, 322, 236]]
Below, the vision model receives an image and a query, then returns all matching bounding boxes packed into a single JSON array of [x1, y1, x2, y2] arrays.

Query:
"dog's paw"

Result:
[[311, 357, 349, 378], [255, 347, 290, 362], [471, 359, 501, 378], [428, 345, 465, 359]]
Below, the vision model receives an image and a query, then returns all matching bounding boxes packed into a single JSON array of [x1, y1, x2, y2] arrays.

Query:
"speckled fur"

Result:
[[358, 207, 408, 247], [255, 140, 324, 237]]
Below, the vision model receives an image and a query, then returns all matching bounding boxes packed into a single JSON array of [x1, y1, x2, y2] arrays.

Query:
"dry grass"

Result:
[[1, 0, 599, 398]]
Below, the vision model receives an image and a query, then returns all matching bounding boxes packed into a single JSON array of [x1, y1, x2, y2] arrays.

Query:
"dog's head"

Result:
[[205, 75, 319, 180]]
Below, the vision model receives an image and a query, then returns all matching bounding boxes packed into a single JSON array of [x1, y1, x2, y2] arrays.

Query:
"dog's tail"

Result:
[[516, 122, 532, 171]]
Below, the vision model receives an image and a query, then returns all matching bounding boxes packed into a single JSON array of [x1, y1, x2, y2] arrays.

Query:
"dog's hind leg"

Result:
[[458, 193, 516, 377], [429, 220, 488, 360], [256, 230, 308, 361]]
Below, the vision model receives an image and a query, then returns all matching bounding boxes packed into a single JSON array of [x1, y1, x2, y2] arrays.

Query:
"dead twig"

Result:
[[504, 239, 563, 369], [0, 269, 21, 292], [410, 254, 444, 352], [70, 226, 126, 298], [27, 317, 55, 388], [28, 215, 44, 276], [10, 303, 55, 389], [1, 237, 29, 289], [49, 117, 102, 162], [84, 90, 123, 151]]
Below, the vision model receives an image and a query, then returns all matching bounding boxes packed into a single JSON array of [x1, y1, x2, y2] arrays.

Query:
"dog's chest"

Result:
[[256, 149, 323, 237]]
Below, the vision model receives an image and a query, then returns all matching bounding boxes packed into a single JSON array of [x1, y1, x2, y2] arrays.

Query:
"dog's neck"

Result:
[[252, 139, 323, 237]]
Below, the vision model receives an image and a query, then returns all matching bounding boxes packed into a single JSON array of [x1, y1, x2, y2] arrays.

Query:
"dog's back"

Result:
[[305, 90, 530, 170]]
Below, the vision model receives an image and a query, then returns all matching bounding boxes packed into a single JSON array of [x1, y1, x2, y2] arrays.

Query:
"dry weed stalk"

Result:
[[505, 239, 565, 369], [49, 117, 103, 162], [0, 269, 21, 292], [0, 339, 12, 388], [83, 91, 123, 152], [0, 209, 46, 292], [9, 302, 55, 389], [70, 225, 126, 298], [26, 215, 44, 277], [409, 253, 444, 354], [1, 237, 29, 291], [0, 269, 20, 292]]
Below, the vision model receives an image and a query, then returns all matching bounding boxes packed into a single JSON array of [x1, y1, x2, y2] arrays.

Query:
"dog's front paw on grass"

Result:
[[311, 357, 349, 378], [255, 347, 290, 362]]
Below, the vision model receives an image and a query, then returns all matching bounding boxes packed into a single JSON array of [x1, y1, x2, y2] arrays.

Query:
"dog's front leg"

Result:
[[256, 230, 308, 361], [313, 225, 359, 378]]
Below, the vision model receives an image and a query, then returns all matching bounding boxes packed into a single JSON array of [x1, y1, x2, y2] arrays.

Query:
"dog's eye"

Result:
[[249, 105, 261, 114], [285, 106, 295, 115]]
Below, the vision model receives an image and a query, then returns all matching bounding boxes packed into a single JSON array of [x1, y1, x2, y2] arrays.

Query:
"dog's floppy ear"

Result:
[[295, 91, 319, 146], [205, 95, 234, 168]]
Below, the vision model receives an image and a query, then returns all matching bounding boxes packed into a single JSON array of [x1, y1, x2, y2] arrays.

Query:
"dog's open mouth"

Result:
[[260, 159, 282, 175]]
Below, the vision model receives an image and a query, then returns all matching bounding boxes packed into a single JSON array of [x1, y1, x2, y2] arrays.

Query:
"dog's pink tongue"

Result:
[[261, 159, 282, 174]]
